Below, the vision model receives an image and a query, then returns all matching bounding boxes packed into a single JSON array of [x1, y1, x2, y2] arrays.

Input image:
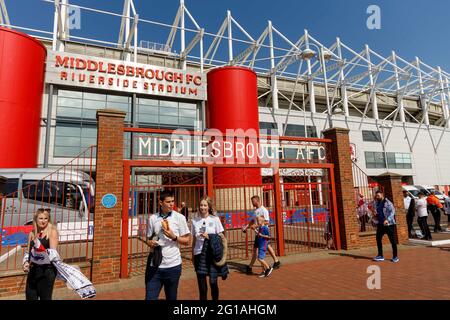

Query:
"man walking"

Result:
[[403, 190, 415, 238], [145, 190, 190, 300], [180, 201, 189, 221], [372, 191, 399, 263], [243, 195, 281, 274]]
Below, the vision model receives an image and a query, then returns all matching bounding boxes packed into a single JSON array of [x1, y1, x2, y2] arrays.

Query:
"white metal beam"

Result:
[[0, 0, 11, 27], [123, 14, 138, 58], [416, 57, 430, 125], [392, 51, 406, 123], [164, 4, 182, 50], [337, 38, 348, 116], [180, 28, 203, 61], [118, 0, 131, 48], [269, 21, 279, 110], [204, 18, 227, 62], [365, 45, 378, 120], [227, 10, 233, 62], [438, 66, 450, 128]]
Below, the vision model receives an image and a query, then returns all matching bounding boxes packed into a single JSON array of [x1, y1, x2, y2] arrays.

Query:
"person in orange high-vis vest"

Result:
[[427, 192, 443, 233]]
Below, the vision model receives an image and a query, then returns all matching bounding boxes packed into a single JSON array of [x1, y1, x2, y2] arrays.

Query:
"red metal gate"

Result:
[[120, 162, 339, 277], [120, 128, 340, 278]]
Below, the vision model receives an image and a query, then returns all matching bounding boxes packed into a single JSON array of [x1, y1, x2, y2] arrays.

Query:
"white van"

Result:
[[402, 185, 420, 200], [0, 168, 95, 226]]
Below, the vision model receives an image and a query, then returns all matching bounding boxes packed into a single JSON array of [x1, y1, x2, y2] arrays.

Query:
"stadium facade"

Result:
[[1, 0, 450, 190]]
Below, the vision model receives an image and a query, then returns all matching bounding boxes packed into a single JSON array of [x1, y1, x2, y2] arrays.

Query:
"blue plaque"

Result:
[[101, 194, 117, 209]]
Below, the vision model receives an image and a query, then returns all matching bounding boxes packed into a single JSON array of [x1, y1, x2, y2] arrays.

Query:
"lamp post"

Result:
[[298, 44, 342, 223], [299, 44, 343, 129]]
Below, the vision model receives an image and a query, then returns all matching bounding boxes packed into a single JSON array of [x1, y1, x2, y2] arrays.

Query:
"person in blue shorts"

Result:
[[255, 216, 273, 278]]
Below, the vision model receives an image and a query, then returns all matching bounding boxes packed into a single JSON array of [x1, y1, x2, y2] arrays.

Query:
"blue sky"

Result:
[[6, 0, 450, 71]]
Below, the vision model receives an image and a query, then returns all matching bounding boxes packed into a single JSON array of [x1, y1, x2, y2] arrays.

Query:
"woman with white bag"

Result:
[[23, 208, 96, 300]]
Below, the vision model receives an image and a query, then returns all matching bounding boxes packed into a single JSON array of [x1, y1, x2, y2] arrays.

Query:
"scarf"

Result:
[[48, 249, 96, 299]]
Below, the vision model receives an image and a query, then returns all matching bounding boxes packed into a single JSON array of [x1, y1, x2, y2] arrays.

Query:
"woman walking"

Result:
[[191, 196, 229, 301], [22, 208, 59, 300]]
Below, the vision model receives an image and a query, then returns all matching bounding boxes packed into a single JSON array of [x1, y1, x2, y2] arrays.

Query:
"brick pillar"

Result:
[[376, 173, 409, 245], [92, 109, 126, 284], [323, 127, 359, 249]]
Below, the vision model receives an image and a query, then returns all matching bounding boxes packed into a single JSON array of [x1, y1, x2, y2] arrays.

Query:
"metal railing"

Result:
[[0, 146, 96, 273], [352, 161, 382, 233]]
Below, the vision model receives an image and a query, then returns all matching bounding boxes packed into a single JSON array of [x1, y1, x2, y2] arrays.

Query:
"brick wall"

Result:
[[323, 127, 360, 249], [91, 109, 126, 284], [323, 128, 409, 250]]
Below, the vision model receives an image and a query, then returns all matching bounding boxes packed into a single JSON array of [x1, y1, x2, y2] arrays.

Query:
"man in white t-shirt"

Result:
[[145, 190, 190, 300], [243, 195, 281, 274]]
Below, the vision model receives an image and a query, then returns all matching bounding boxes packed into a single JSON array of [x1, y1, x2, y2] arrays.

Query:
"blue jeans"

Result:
[[145, 264, 182, 300]]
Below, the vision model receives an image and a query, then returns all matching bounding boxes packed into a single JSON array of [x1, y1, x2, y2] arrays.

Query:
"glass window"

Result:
[[56, 90, 131, 123], [179, 117, 196, 127], [260, 122, 278, 130], [54, 121, 97, 158], [385, 152, 412, 169], [362, 130, 381, 142], [55, 125, 81, 137], [4, 179, 19, 197], [54, 146, 82, 157], [107, 101, 130, 111], [107, 95, 130, 103], [57, 107, 82, 118], [284, 124, 317, 138], [58, 90, 82, 99], [159, 115, 179, 125], [179, 102, 197, 109], [159, 107, 178, 117], [138, 112, 159, 124], [58, 97, 82, 107], [83, 92, 106, 101], [54, 136, 82, 147], [81, 137, 96, 148], [365, 152, 386, 169], [83, 99, 106, 110], [81, 127, 97, 138], [260, 122, 279, 135], [159, 100, 178, 108], [81, 109, 97, 119], [179, 108, 196, 118], [138, 98, 158, 106]]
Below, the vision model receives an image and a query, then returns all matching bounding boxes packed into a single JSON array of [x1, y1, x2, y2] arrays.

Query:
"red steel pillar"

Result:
[[206, 66, 261, 185], [0, 27, 47, 168]]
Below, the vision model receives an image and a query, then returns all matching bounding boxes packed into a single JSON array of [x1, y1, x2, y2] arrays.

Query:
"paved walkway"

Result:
[[3, 242, 450, 300]]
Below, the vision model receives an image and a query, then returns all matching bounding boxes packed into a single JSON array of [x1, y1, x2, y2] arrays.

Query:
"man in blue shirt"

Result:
[[372, 190, 399, 263]]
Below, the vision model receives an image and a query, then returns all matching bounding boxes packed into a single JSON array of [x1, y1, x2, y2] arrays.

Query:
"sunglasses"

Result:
[[37, 208, 51, 213]]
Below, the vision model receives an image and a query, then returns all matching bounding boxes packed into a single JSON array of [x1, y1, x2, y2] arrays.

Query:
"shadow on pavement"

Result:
[[226, 261, 252, 274], [327, 252, 373, 260]]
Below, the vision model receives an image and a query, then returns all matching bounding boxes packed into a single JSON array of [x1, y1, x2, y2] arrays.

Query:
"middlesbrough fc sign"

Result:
[[45, 51, 206, 100]]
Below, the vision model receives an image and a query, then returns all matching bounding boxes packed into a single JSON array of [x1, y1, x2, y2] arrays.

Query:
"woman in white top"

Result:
[[191, 196, 224, 300], [416, 192, 432, 240]]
